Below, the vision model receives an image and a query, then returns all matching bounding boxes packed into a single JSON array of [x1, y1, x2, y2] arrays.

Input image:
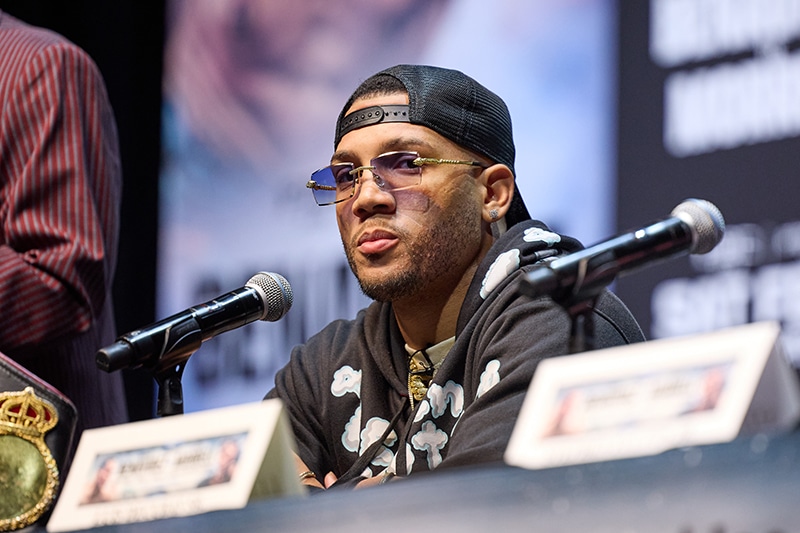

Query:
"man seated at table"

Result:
[[267, 64, 644, 490]]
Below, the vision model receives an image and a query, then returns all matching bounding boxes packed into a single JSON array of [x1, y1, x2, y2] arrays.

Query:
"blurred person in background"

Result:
[[0, 10, 128, 436]]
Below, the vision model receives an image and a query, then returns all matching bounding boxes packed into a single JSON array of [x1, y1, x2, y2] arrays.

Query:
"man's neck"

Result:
[[392, 264, 477, 350]]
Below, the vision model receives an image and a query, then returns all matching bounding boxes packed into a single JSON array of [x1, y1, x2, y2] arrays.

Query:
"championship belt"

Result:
[[0, 353, 77, 531]]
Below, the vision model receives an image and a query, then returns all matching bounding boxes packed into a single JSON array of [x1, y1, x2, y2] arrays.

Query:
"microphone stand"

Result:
[[156, 363, 187, 417], [564, 297, 599, 354], [150, 317, 205, 417], [520, 261, 617, 354]]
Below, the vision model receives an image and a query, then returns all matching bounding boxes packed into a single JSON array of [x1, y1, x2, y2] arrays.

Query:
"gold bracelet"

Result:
[[298, 470, 316, 481]]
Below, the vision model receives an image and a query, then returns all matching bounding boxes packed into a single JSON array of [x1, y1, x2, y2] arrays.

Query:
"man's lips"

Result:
[[357, 229, 399, 255]]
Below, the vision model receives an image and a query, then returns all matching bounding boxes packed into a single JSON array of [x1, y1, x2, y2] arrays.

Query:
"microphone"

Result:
[[97, 271, 293, 374], [520, 198, 725, 304]]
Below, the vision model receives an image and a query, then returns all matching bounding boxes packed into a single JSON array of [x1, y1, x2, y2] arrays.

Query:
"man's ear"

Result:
[[480, 164, 515, 223]]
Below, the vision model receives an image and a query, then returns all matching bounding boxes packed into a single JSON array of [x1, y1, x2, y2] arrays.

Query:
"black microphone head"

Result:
[[671, 198, 725, 254], [246, 272, 293, 321]]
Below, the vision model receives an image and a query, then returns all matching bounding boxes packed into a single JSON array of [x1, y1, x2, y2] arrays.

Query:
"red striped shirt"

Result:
[[0, 11, 127, 431]]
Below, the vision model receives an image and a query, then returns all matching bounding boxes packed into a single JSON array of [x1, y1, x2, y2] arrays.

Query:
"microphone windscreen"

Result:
[[671, 198, 725, 254], [247, 272, 293, 321]]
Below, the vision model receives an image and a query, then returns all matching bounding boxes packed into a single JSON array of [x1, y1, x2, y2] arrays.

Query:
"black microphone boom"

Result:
[[97, 271, 293, 374], [520, 199, 725, 305]]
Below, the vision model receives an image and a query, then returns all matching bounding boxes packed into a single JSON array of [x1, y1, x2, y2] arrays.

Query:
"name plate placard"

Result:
[[47, 399, 303, 532], [505, 321, 800, 470]]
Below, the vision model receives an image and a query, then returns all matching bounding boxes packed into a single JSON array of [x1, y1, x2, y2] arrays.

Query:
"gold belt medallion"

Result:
[[0, 387, 60, 531]]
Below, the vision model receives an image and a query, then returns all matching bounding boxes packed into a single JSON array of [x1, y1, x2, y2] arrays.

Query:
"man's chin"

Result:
[[356, 272, 418, 303]]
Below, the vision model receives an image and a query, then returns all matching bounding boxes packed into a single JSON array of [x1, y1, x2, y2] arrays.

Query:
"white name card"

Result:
[[505, 321, 800, 470], [47, 399, 303, 532]]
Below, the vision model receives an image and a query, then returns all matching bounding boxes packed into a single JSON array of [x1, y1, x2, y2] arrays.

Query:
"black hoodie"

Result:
[[267, 220, 643, 484]]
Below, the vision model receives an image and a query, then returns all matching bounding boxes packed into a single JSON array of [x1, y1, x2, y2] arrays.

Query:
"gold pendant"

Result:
[[408, 376, 428, 402]]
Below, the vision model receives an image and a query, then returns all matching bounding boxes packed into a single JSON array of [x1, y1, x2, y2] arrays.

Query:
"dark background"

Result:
[[614, 3, 800, 333]]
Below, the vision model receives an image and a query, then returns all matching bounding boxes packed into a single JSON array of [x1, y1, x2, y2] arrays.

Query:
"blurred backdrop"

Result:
[[2, 0, 798, 419]]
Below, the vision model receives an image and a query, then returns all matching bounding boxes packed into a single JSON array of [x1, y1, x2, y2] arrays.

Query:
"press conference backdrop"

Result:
[[158, 0, 618, 411], [615, 0, 800, 369]]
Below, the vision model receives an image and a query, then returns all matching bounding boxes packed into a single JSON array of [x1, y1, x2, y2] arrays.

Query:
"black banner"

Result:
[[615, 1, 800, 367]]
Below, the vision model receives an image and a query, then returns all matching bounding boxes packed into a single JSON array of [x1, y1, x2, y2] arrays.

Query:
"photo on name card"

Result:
[[78, 432, 248, 505]]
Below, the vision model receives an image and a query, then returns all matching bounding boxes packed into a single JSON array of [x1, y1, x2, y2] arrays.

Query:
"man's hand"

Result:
[[294, 453, 396, 490], [294, 454, 324, 490], [353, 475, 384, 489], [325, 470, 395, 489]]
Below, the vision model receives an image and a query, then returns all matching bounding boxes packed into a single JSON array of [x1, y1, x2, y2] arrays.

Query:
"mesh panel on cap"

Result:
[[388, 65, 516, 178], [335, 64, 530, 228]]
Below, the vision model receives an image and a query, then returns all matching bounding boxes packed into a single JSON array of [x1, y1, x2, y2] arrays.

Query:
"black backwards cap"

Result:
[[334, 64, 531, 230]]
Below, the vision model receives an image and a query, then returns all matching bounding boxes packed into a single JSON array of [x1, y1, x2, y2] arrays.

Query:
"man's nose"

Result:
[[352, 167, 387, 195], [349, 167, 395, 216]]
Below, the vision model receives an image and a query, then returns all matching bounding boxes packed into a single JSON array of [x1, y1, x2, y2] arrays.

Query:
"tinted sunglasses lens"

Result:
[[309, 167, 338, 205], [372, 152, 420, 189]]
